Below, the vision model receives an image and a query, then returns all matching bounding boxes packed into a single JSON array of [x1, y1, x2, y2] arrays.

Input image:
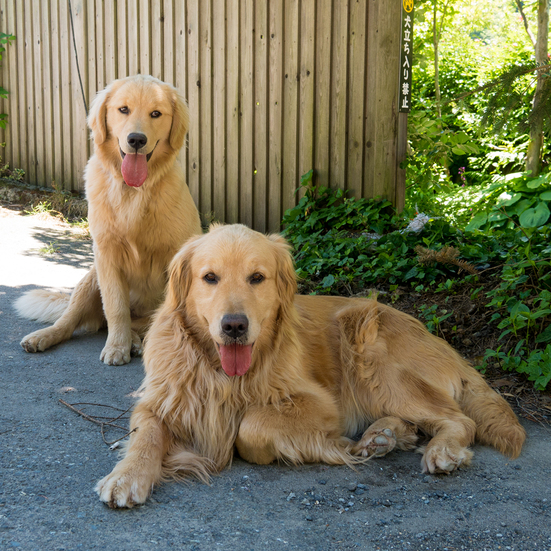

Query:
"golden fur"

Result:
[[96, 224, 525, 508], [15, 75, 201, 365]]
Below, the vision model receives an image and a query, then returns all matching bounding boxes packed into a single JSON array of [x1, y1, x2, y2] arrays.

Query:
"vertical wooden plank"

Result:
[[314, 0, 331, 190], [297, 0, 315, 198], [186, 0, 201, 210], [199, 0, 213, 217], [226, 0, 240, 224], [104, 0, 117, 84], [163, 0, 174, 85], [253, 0, 268, 232], [127, 0, 138, 75], [0, 0, 7, 152], [267, 0, 283, 232], [59, 0, 73, 188], [25, 0, 37, 184], [87, 0, 97, 109], [346, 0, 366, 199], [239, 0, 254, 227], [51, 0, 64, 189], [5, 0, 19, 170], [364, 0, 376, 199], [71, 0, 88, 191], [151, 0, 163, 79], [139, 0, 150, 75], [212, 0, 226, 222], [32, 0, 45, 186], [329, 0, 348, 191], [117, 0, 128, 78], [282, 0, 301, 229], [173, 0, 187, 189], [95, 0, 105, 90], [41, 0, 55, 188], [15, 1, 27, 177], [365, 0, 399, 201]]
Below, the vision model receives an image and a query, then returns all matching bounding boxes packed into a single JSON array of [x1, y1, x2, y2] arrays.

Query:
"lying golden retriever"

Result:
[[15, 75, 201, 365], [97, 224, 525, 507]]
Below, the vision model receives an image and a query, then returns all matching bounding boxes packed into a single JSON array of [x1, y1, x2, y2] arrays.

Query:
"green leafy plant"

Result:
[[0, 33, 15, 129], [465, 172, 551, 232], [38, 241, 60, 256], [282, 173, 481, 295], [417, 303, 454, 336], [283, 172, 551, 390]]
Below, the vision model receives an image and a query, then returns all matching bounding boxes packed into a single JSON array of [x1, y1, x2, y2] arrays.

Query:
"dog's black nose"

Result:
[[221, 314, 249, 340], [127, 133, 148, 150]]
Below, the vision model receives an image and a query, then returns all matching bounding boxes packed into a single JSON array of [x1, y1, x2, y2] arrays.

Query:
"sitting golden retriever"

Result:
[[97, 224, 525, 507], [15, 75, 201, 365]]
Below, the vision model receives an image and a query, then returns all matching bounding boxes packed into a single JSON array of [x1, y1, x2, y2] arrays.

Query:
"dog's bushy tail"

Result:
[[162, 446, 216, 484], [459, 370, 526, 459], [14, 289, 70, 324]]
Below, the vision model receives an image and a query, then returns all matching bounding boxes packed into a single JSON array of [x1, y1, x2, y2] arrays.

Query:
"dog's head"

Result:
[[166, 224, 297, 377], [88, 75, 189, 187]]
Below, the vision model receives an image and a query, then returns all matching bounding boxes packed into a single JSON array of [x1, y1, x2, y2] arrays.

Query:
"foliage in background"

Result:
[[407, 0, 550, 217], [282, 171, 551, 390], [382, 0, 551, 390]]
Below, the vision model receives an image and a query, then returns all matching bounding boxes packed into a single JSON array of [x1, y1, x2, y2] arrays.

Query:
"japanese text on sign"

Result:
[[399, 0, 414, 113]]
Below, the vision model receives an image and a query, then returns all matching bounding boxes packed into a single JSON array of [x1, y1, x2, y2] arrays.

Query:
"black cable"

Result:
[[67, 0, 88, 116]]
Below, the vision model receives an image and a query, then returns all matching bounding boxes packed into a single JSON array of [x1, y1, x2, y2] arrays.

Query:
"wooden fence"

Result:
[[0, 0, 406, 232]]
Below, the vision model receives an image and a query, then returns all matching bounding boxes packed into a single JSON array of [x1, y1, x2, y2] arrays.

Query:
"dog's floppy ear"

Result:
[[165, 234, 202, 308], [87, 85, 111, 146], [268, 233, 297, 318], [169, 90, 190, 151]]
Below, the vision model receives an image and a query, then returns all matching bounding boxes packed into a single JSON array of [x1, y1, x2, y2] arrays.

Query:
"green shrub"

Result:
[[282, 173, 551, 390]]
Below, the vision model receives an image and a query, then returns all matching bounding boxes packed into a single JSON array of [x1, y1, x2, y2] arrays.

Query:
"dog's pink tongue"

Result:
[[219, 344, 252, 376], [121, 153, 148, 187]]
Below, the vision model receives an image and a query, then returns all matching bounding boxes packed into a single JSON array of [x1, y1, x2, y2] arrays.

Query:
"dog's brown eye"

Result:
[[250, 273, 264, 284], [203, 273, 218, 284], [119, 106, 129, 114], [151, 111, 162, 118]]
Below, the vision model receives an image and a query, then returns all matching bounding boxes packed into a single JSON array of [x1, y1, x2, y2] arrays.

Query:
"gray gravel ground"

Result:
[[1, 207, 551, 551]]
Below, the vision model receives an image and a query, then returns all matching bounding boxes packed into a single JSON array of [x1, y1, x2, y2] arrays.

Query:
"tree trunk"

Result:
[[433, 2, 442, 119], [526, 0, 549, 176]]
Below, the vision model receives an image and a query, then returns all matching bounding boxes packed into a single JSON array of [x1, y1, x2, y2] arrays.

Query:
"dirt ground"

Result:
[[1, 186, 551, 550]]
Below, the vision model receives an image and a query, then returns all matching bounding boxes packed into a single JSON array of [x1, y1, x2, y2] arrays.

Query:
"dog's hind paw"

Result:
[[352, 428, 397, 458], [420, 443, 473, 474], [20, 327, 67, 353], [130, 331, 143, 357]]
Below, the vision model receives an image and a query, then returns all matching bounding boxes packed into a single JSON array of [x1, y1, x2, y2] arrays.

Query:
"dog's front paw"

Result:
[[95, 466, 152, 508], [100, 343, 131, 365], [352, 428, 397, 458], [420, 442, 473, 474]]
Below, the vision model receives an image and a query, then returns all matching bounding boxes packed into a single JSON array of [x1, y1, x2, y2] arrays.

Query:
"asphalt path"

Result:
[[1, 207, 550, 551]]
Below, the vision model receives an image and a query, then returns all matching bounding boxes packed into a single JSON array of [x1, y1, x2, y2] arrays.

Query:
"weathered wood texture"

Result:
[[0, 0, 404, 231]]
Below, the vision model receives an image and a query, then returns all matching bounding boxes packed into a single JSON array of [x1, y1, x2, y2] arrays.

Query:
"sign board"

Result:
[[399, 0, 414, 113]]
